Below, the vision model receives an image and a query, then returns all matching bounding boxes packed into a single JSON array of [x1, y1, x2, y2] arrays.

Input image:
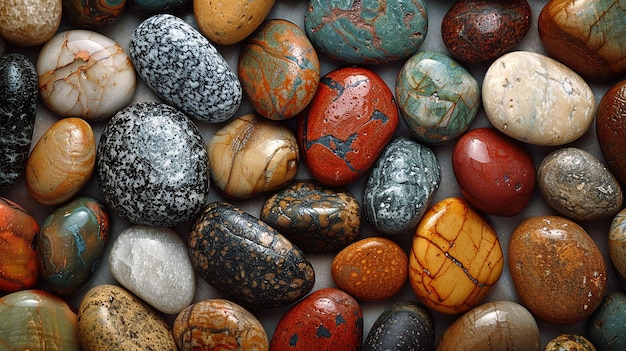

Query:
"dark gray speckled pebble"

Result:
[[97, 102, 210, 226], [363, 137, 441, 235], [364, 301, 435, 351], [188, 201, 315, 308], [129, 14, 242, 123]]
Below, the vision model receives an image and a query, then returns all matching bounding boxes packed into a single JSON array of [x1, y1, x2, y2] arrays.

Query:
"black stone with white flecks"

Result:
[[364, 301, 435, 351]]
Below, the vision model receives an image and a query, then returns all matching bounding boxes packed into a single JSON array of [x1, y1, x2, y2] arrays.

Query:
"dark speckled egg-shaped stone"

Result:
[[131, 0, 190, 16], [364, 301, 435, 351], [97, 102, 210, 227], [260, 180, 361, 254], [363, 137, 440, 236], [188, 201, 315, 308]]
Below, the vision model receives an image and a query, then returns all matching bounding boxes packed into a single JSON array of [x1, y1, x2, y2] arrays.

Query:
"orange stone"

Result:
[[408, 197, 503, 314]]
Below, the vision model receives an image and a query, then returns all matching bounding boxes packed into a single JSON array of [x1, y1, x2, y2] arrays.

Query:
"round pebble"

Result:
[[62, 0, 125, 28], [0, 0, 62, 46], [597, 78, 626, 187], [588, 291, 626, 351], [363, 301, 435, 351], [608, 208, 626, 284], [544, 334, 597, 351]]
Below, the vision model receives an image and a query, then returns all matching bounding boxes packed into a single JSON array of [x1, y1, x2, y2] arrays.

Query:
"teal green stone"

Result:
[[62, 0, 125, 28], [588, 291, 626, 350], [395, 51, 480, 144], [130, 0, 190, 16]]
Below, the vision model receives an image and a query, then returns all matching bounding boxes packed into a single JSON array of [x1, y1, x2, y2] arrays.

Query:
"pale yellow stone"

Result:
[[0, 0, 61, 46]]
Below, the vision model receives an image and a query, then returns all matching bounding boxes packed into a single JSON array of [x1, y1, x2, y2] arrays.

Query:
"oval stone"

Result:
[[188, 201, 315, 308], [130, 14, 242, 123], [0, 0, 61, 46], [482, 51, 596, 146], [597, 78, 626, 187], [409, 197, 503, 315], [508, 216, 607, 324], [363, 301, 435, 351], [608, 208, 626, 284], [452, 127, 536, 217], [131, 0, 190, 16], [238, 19, 320, 120], [544, 334, 596, 351], [304, 0, 428, 64], [260, 180, 361, 254], [108, 226, 196, 315], [395, 51, 481, 144], [63, 0, 125, 28], [363, 136, 441, 236], [538, 147, 623, 221], [588, 291, 626, 351], [298, 66, 399, 186], [97, 102, 210, 227]]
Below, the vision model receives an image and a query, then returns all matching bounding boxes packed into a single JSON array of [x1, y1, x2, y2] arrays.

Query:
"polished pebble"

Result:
[[409, 197, 503, 314], [260, 180, 361, 254], [395, 51, 481, 144], [363, 136, 441, 236], [37, 30, 136, 121], [37, 197, 109, 295], [436, 301, 541, 351], [0, 53, 38, 187], [207, 113, 299, 199], [62, 0, 125, 28], [25, 118, 96, 206], [597, 78, 626, 187], [131, 0, 189, 16], [130, 14, 242, 123], [482, 51, 596, 146], [538, 147, 623, 221], [452, 127, 536, 217], [609, 208, 626, 284], [363, 301, 435, 351], [0, 0, 62, 46], [188, 201, 315, 308], [270, 287, 362, 351], [298, 66, 398, 186], [97, 102, 210, 227], [587, 291, 626, 350], [509, 216, 607, 324], [0, 35, 5, 56], [108, 225, 196, 315], [332, 237, 408, 301], [173, 299, 269, 351], [78, 284, 177, 351], [544, 334, 597, 351], [238, 19, 320, 120]]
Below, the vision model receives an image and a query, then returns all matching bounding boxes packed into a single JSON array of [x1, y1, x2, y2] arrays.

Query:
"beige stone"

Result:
[[0, 0, 61, 46]]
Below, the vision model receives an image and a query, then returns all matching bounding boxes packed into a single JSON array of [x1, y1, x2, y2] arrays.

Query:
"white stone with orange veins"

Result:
[[37, 30, 136, 122]]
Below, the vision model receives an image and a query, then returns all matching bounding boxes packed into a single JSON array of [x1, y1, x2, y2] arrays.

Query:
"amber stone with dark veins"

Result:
[[597, 79, 626, 187]]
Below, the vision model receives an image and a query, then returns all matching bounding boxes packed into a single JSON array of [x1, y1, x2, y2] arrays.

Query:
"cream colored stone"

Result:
[[0, 0, 61, 46]]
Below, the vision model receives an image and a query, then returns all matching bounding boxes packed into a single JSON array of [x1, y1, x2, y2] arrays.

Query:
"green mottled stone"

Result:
[[62, 0, 125, 28], [588, 291, 626, 350]]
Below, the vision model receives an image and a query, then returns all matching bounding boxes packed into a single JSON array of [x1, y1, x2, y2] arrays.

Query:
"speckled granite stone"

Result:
[[97, 102, 210, 227], [129, 14, 241, 123], [364, 301, 435, 351]]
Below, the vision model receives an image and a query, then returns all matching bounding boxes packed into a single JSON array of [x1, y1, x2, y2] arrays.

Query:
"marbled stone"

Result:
[[109, 225, 196, 315], [0, 0, 62, 46], [188, 201, 315, 308], [544, 334, 597, 351], [131, 0, 190, 16], [304, 0, 428, 64], [588, 291, 626, 351], [0, 53, 37, 187], [538, 147, 623, 221], [395, 51, 481, 144], [363, 301, 435, 351], [130, 14, 242, 123], [597, 78, 626, 187], [608, 208, 626, 285], [482, 51, 596, 146], [97, 102, 210, 227], [363, 136, 440, 236], [63, 0, 125, 28]]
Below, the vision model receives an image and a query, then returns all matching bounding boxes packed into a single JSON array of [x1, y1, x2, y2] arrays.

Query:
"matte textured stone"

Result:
[[364, 301, 435, 351], [588, 291, 626, 351]]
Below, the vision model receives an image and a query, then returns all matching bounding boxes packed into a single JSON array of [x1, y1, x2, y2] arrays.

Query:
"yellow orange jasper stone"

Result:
[[409, 197, 503, 314]]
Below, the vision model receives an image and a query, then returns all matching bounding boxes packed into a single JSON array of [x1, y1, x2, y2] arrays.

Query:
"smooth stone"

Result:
[[452, 127, 536, 217], [260, 180, 361, 254], [298, 66, 399, 186], [304, 0, 428, 64], [37, 197, 109, 295], [78, 284, 177, 351], [508, 216, 607, 324], [270, 287, 363, 351], [0, 289, 80, 351], [544, 334, 597, 351], [0, 53, 38, 187], [482, 51, 596, 146], [62, 0, 125, 28], [363, 301, 435, 351], [25, 118, 96, 206], [238, 19, 320, 120], [436, 301, 540, 351], [539, 0, 626, 82], [207, 113, 299, 199], [587, 291, 626, 351], [409, 197, 503, 315], [332, 237, 408, 301], [173, 299, 269, 351], [597, 78, 626, 187], [0, 35, 5, 56], [0, 197, 39, 292], [363, 136, 441, 235], [130, 14, 242, 123], [608, 208, 626, 285], [131, 0, 189, 16], [97, 102, 210, 227], [0, 0, 61, 46], [188, 201, 315, 308], [441, 0, 531, 63], [37, 30, 136, 121], [538, 147, 623, 221], [395, 51, 481, 144]]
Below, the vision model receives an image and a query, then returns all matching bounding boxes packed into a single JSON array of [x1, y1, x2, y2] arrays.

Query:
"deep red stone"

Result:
[[597, 79, 626, 187], [297, 66, 398, 186], [452, 128, 536, 217]]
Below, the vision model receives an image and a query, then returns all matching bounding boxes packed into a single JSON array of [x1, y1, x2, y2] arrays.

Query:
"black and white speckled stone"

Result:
[[0, 53, 37, 188], [363, 137, 441, 236], [129, 14, 242, 123], [364, 301, 435, 351], [97, 102, 210, 226], [188, 201, 316, 309]]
